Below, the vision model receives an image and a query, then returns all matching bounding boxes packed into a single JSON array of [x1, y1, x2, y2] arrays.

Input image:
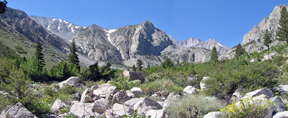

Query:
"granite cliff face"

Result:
[[30, 16, 85, 41], [73, 24, 122, 62], [242, 5, 288, 45], [221, 5, 287, 59], [73, 20, 173, 63]]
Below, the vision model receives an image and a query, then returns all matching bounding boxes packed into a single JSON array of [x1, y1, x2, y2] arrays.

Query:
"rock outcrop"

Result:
[[3, 102, 37, 118]]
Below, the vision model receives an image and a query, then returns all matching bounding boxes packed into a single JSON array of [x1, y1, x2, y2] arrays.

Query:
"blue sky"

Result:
[[7, 0, 288, 48]]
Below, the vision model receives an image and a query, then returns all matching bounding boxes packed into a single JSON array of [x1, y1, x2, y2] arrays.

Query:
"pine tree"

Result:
[[68, 39, 80, 71], [162, 57, 174, 68], [277, 7, 288, 44], [34, 42, 45, 74], [264, 29, 272, 51], [235, 43, 244, 60], [210, 46, 218, 62], [147, 63, 150, 69], [137, 59, 143, 71], [132, 65, 136, 72], [0, 0, 7, 14]]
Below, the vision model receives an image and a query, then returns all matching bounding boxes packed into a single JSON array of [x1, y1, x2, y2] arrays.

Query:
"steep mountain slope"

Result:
[[242, 5, 288, 45], [30, 16, 85, 41], [0, 7, 70, 66], [73, 24, 122, 62], [0, 8, 70, 53], [73, 20, 173, 63], [221, 5, 288, 59]]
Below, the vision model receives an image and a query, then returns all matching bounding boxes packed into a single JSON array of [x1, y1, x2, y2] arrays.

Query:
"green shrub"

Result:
[[200, 59, 278, 100], [14, 46, 27, 54], [219, 97, 273, 118], [110, 76, 140, 90], [43, 87, 55, 97], [167, 94, 224, 118], [272, 55, 284, 66]]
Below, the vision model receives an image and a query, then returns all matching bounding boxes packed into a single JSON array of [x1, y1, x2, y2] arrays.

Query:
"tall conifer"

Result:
[[34, 42, 45, 74], [210, 46, 218, 62], [277, 7, 288, 43], [68, 39, 80, 71]]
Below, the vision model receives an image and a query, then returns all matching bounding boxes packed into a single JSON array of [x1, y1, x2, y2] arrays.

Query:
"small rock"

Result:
[[93, 84, 119, 98], [126, 90, 135, 98], [113, 90, 130, 104], [130, 87, 143, 95], [133, 97, 163, 116], [203, 111, 221, 118], [51, 99, 67, 113], [58, 77, 84, 89], [200, 77, 210, 90], [104, 103, 134, 118], [70, 103, 100, 118], [93, 98, 110, 114], [183, 86, 196, 95], [80, 88, 94, 103], [145, 110, 165, 118], [124, 97, 143, 107]]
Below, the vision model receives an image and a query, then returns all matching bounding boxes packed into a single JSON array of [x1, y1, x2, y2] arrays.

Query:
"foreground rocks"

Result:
[[2, 102, 37, 118]]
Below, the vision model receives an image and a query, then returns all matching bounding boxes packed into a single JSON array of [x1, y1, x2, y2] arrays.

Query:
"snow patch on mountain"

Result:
[[105, 29, 117, 47]]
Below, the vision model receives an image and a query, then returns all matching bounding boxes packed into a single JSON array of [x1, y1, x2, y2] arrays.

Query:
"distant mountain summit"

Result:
[[73, 20, 173, 62], [171, 36, 230, 55], [30, 16, 85, 41]]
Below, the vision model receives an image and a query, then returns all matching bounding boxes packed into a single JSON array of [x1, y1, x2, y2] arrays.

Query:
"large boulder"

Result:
[[203, 111, 221, 118], [123, 71, 148, 82], [273, 111, 288, 118], [270, 96, 287, 113], [58, 76, 85, 89], [243, 88, 273, 99], [3, 102, 37, 118], [70, 103, 100, 118], [274, 85, 288, 95], [92, 98, 110, 114], [200, 77, 210, 90], [145, 110, 165, 118], [126, 90, 135, 99], [163, 92, 180, 109], [183, 86, 196, 95], [124, 97, 143, 107], [93, 84, 119, 98], [80, 88, 94, 103], [51, 99, 67, 113], [133, 97, 163, 116], [113, 90, 130, 104], [104, 103, 134, 118]]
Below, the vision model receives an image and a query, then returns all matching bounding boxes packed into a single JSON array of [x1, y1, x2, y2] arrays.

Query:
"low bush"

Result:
[[167, 94, 224, 118], [219, 97, 273, 118], [110, 76, 140, 90]]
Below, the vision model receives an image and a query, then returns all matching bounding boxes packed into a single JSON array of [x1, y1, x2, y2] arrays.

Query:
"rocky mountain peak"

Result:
[[138, 20, 155, 31], [30, 16, 85, 41], [241, 5, 288, 45]]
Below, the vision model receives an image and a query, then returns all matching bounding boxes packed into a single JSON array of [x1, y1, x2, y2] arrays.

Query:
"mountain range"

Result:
[[2, 4, 285, 67], [30, 15, 230, 66]]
